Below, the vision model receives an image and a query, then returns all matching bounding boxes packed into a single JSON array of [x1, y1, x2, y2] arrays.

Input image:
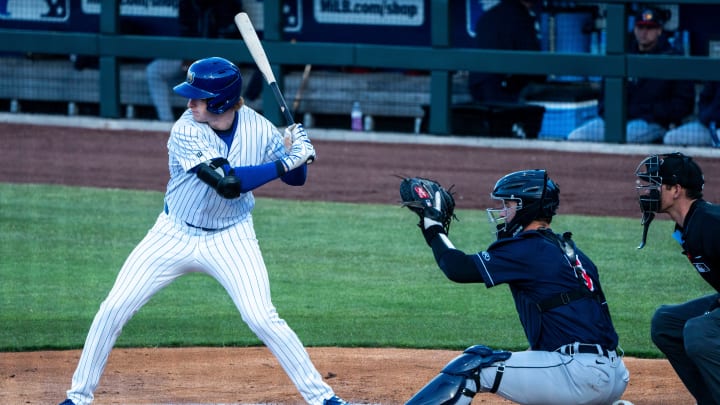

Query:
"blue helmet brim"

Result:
[[173, 82, 216, 100]]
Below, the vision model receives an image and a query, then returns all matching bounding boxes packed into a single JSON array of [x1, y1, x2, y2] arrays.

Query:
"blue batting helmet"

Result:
[[173, 57, 242, 114]]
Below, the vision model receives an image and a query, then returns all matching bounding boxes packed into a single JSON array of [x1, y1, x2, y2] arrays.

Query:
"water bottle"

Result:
[[363, 115, 374, 132], [303, 112, 314, 128], [351, 101, 363, 131]]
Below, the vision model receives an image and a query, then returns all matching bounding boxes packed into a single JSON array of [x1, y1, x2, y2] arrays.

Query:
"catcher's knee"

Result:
[[442, 345, 512, 376], [405, 345, 512, 405]]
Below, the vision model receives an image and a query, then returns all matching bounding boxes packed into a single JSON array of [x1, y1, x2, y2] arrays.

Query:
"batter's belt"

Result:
[[164, 204, 225, 232]]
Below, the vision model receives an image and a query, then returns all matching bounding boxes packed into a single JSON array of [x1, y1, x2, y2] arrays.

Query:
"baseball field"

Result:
[[2, 116, 719, 404]]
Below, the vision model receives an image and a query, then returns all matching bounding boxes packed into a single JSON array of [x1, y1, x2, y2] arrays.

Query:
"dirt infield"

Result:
[[3, 122, 718, 404], [0, 348, 696, 405]]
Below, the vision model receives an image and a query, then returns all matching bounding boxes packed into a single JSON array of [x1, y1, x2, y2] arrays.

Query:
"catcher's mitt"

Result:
[[399, 177, 456, 233]]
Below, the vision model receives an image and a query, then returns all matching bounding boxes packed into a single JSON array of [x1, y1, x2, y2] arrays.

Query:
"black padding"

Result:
[[196, 160, 242, 199], [217, 175, 241, 199], [197, 162, 222, 188], [208, 157, 230, 170]]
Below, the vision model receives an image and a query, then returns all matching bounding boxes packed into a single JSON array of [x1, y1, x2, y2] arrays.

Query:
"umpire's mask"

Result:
[[635, 154, 661, 249]]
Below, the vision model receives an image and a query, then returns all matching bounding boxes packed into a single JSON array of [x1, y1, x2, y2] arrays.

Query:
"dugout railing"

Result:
[[0, 0, 719, 143]]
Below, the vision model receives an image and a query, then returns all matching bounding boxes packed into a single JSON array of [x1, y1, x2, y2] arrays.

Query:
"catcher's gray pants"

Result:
[[651, 293, 720, 405]]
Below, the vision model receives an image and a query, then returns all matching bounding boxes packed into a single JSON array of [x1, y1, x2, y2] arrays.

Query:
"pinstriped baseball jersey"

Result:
[[63, 104, 339, 405], [165, 106, 286, 229]]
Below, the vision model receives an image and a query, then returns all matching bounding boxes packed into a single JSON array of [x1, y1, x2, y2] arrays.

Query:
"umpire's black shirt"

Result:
[[676, 200, 720, 292]]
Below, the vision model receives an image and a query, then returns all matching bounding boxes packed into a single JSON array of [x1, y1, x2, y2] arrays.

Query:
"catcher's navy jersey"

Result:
[[675, 199, 720, 292], [472, 230, 619, 352]]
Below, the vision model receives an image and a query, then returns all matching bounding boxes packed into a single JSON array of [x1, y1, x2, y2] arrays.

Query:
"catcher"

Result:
[[399, 171, 629, 405]]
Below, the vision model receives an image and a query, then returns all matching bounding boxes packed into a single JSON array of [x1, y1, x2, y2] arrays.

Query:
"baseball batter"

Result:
[[403, 170, 629, 405], [59, 57, 349, 405]]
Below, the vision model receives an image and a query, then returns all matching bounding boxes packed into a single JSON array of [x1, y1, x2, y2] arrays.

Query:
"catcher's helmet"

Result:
[[173, 57, 242, 114], [487, 169, 560, 239]]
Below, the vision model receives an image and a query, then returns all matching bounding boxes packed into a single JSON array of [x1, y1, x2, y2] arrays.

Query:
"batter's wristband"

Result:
[[275, 160, 287, 176], [421, 224, 445, 246]]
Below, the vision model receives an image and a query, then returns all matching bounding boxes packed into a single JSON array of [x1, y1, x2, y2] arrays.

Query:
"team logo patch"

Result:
[[580, 269, 595, 291], [187, 70, 195, 84], [414, 185, 430, 199], [481, 251, 491, 261], [575, 258, 595, 291], [641, 10, 655, 22]]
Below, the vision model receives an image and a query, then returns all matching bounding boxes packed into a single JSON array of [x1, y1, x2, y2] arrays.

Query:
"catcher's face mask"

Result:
[[635, 154, 662, 249], [487, 198, 522, 236]]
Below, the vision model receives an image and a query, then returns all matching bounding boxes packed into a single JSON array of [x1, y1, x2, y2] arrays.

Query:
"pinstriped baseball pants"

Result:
[[66, 212, 334, 405]]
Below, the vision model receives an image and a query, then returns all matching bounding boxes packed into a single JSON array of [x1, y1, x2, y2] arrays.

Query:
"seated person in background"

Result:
[[568, 6, 695, 143], [664, 81, 720, 146], [468, 0, 546, 103]]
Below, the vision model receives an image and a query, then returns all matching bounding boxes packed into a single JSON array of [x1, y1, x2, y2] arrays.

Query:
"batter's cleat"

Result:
[[58, 399, 76, 405], [323, 395, 350, 405]]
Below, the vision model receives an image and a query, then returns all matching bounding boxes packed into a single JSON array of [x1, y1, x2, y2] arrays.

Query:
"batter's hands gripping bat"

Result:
[[234, 12, 316, 164]]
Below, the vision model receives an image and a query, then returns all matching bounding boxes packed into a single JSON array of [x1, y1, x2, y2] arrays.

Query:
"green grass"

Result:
[[0, 183, 712, 357]]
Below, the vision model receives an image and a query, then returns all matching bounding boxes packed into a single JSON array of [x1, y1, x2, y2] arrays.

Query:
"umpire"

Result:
[[635, 152, 720, 404]]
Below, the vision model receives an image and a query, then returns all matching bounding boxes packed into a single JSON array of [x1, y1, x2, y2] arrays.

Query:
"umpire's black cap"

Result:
[[659, 152, 704, 193]]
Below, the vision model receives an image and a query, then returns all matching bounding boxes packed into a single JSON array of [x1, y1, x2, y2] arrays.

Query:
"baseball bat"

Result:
[[234, 12, 294, 125], [235, 12, 314, 164]]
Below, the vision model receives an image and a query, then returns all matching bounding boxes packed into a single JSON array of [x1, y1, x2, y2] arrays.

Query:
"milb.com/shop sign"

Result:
[[315, 0, 423, 26]]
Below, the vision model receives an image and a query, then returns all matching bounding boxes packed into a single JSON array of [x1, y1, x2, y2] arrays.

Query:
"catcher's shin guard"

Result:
[[405, 345, 512, 405]]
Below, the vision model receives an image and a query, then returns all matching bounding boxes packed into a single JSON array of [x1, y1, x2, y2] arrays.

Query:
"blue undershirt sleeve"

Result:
[[191, 160, 306, 194], [280, 164, 307, 186], [232, 162, 284, 193]]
